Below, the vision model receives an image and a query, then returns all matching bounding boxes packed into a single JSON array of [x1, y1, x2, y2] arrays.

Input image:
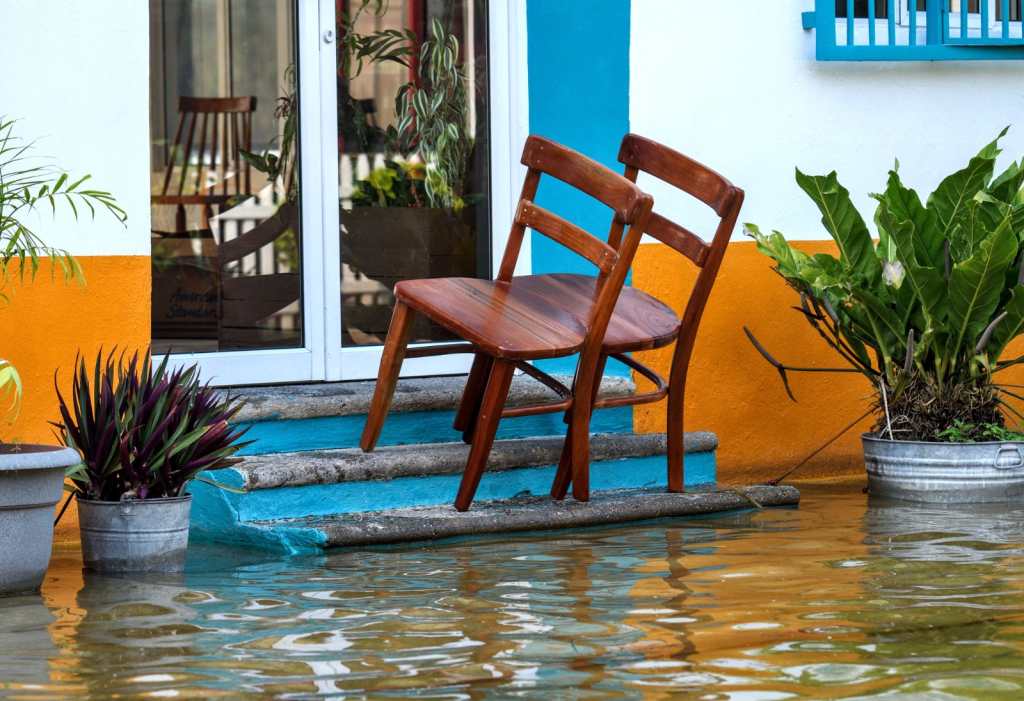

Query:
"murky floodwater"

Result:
[[6, 483, 1024, 699]]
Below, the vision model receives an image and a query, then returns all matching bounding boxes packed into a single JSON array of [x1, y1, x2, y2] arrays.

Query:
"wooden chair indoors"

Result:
[[548, 134, 744, 500], [359, 136, 654, 511], [152, 96, 257, 232]]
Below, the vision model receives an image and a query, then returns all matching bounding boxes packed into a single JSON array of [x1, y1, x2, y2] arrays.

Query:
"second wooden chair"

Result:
[[359, 135, 654, 511], [549, 133, 744, 500]]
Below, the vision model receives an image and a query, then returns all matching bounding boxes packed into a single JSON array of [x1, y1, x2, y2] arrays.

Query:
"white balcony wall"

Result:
[[630, 0, 1024, 242], [1, 0, 150, 256]]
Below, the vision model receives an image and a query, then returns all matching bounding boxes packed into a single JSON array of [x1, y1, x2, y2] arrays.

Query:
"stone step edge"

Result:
[[231, 431, 718, 491], [224, 374, 635, 423], [252, 485, 800, 548]]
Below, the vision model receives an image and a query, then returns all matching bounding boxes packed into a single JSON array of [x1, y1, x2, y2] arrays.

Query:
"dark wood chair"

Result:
[[360, 135, 654, 511], [549, 134, 744, 499], [153, 96, 257, 232]]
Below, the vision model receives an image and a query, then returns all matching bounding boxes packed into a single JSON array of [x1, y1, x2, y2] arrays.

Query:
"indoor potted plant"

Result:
[[55, 350, 250, 573], [746, 129, 1024, 502], [341, 18, 477, 339], [0, 117, 124, 594]]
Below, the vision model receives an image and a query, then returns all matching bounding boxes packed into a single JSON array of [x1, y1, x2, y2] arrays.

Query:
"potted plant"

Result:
[[746, 129, 1024, 503], [341, 18, 478, 339], [0, 117, 125, 594], [55, 350, 250, 573]]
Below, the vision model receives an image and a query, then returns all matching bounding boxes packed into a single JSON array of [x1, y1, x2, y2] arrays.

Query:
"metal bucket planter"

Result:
[[77, 495, 192, 573], [863, 434, 1024, 503], [0, 445, 80, 595]]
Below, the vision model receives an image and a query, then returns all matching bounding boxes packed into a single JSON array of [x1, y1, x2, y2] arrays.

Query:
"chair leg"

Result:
[[453, 352, 493, 443], [360, 301, 415, 452], [666, 380, 685, 493], [454, 359, 515, 512], [551, 354, 606, 500], [569, 401, 593, 502], [175, 204, 187, 233], [550, 431, 573, 500]]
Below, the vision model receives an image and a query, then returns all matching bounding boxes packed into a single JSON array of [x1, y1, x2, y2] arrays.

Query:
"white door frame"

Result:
[[161, 0, 528, 386], [331, 0, 530, 381]]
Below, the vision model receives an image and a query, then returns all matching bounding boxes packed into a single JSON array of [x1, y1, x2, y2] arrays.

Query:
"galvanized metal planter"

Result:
[[863, 434, 1024, 503], [0, 445, 80, 595], [77, 496, 192, 573]]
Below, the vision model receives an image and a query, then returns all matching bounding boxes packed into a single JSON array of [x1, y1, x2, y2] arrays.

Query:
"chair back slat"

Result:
[[647, 212, 709, 267], [154, 96, 257, 232], [521, 136, 648, 224], [158, 96, 256, 199], [619, 133, 734, 217], [615, 133, 743, 439], [516, 200, 618, 274]]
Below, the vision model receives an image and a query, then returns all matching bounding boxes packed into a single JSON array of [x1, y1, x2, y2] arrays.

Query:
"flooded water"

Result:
[[6, 482, 1024, 699]]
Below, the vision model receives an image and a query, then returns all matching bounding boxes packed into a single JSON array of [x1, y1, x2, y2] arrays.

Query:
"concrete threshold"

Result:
[[262, 485, 800, 548], [226, 374, 635, 423]]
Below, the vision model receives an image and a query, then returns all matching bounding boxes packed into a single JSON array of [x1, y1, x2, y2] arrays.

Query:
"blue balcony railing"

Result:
[[803, 0, 1024, 60]]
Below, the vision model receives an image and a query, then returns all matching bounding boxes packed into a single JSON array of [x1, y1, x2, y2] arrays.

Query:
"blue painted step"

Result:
[[191, 431, 718, 554], [226, 374, 637, 455]]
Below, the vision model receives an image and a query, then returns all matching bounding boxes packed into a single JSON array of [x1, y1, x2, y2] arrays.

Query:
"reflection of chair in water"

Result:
[[152, 96, 257, 232]]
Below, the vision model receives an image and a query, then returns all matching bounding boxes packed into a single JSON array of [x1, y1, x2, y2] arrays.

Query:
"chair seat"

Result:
[[395, 274, 679, 360], [551, 274, 680, 354]]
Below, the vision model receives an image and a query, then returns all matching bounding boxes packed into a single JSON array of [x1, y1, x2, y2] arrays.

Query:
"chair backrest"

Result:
[[497, 135, 654, 369], [616, 133, 744, 378], [158, 96, 257, 202]]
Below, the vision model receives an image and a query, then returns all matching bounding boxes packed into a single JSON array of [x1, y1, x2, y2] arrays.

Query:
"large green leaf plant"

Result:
[[746, 130, 1024, 441], [0, 118, 125, 426]]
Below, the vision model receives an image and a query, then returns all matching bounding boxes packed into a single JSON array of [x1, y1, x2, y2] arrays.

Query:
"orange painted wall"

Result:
[[631, 240, 1024, 486], [0, 256, 150, 540]]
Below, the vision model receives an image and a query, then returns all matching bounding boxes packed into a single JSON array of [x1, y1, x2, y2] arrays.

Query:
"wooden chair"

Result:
[[153, 96, 257, 232], [359, 136, 654, 511], [549, 134, 744, 499]]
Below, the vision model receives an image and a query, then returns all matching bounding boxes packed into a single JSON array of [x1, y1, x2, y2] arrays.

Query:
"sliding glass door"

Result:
[[150, 0, 521, 385], [335, 0, 494, 378]]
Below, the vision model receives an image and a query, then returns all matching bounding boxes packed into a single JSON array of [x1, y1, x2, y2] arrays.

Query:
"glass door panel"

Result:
[[149, 0, 303, 355], [337, 0, 491, 346]]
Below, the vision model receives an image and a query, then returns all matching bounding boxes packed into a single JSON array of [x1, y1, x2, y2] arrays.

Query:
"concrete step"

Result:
[[190, 431, 720, 553], [285, 485, 801, 548], [224, 374, 637, 455]]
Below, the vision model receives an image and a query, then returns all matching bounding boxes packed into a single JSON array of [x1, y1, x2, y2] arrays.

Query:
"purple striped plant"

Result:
[[54, 349, 252, 501]]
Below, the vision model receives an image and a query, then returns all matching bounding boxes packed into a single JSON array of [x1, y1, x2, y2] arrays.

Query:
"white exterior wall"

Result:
[[1, 1, 150, 256], [630, 0, 1024, 242]]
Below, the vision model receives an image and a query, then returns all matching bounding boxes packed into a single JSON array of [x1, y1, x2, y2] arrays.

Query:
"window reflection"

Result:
[[338, 0, 491, 346], [149, 0, 302, 354]]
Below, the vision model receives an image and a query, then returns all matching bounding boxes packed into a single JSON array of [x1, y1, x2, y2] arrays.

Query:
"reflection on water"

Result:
[[6, 483, 1024, 698]]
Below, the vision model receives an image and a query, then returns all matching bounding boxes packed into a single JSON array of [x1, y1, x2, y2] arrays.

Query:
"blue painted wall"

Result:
[[527, 0, 631, 275], [527, 0, 631, 375]]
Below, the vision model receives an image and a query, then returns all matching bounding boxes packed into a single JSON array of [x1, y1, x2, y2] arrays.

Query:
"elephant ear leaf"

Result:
[[879, 212, 946, 321], [745, 223, 811, 281], [988, 158, 1024, 205], [948, 217, 1018, 354], [875, 168, 943, 270], [795, 169, 876, 279], [928, 128, 1005, 246]]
